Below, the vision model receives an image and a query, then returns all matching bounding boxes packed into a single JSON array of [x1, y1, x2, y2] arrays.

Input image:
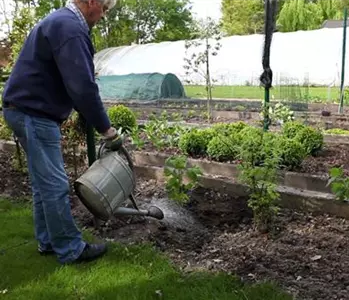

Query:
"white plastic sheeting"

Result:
[[94, 27, 349, 86]]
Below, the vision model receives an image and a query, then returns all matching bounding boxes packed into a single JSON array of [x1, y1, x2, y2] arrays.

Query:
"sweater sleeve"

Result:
[[52, 36, 111, 134]]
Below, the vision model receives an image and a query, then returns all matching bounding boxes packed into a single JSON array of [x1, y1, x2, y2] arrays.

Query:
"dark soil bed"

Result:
[[300, 143, 349, 175], [2, 149, 349, 300]]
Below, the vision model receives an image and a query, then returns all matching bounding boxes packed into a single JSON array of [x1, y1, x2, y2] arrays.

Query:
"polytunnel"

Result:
[[96, 73, 186, 101], [94, 26, 349, 88]]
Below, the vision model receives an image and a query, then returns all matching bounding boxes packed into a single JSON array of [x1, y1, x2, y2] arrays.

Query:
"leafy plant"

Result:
[[327, 167, 349, 202], [281, 121, 306, 138], [164, 155, 203, 205], [207, 134, 239, 162], [325, 128, 349, 135], [212, 121, 247, 136], [129, 125, 145, 150], [107, 105, 137, 133], [277, 137, 307, 170], [261, 102, 295, 125], [294, 126, 323, 156], [0, 116, 12, 140], [178, 128, 214, 156], [238, 131, 281, 233], [144, 116, 187, 150]]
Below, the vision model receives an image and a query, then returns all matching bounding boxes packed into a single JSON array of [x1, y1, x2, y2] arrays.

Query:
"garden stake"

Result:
[[260, 0, 277, 132]]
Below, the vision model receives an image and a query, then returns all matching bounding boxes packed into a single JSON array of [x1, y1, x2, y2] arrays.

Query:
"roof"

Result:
[[322, 19, 349, 28]]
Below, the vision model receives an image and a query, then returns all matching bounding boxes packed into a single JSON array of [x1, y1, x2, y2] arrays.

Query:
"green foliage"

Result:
[[0, 116, 12, 140], [237, 125, 264, 164], [211, 121, 247, 136], [207, 135, 239, 162], [164, 155, 203, 205], [221, 0, 264, 35], [325, 128, 349, 135], [107, 105, 137, 133], [327, 167, 349, 202], [115, 0, 195, 45], [294, 126, 324, 156], [277, 137, 307, 169], [277, 0, 324, 32], [178, 128, 214, 156], [261, 102, 295, 126], [281, 121, 306, 138], [238, 132, 280, 233], [143, 113, 187, 150], [129, 125, 145, 150], [7, 7, 38, 70]]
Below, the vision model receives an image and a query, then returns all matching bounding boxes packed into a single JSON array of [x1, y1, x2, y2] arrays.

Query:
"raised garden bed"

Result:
[[2, 144, 349, 300]]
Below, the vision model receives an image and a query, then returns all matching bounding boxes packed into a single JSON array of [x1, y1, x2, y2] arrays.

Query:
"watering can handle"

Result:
[[103, 135, 123, 152]]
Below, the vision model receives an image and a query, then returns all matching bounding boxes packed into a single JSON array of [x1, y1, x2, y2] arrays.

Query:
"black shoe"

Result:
[[75, 243, 107, 263], [38, 245, 55, 256]]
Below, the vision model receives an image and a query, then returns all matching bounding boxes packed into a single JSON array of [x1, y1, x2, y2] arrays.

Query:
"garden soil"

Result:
[[1, 149, 349, 300]]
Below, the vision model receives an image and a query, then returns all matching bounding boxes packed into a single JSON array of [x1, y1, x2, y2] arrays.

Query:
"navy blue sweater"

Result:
[[2, 7, 110, 134]]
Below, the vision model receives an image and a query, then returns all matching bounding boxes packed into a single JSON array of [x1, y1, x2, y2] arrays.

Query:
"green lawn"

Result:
[[184, 85, 341, 103], [0, 198, 292, 300]]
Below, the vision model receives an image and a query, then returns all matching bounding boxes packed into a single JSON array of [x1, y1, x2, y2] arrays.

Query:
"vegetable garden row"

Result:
[[2, 104, 349, 299]]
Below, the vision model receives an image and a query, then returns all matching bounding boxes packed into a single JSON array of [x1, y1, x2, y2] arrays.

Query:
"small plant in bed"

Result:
[[164, 155, 203, 205]]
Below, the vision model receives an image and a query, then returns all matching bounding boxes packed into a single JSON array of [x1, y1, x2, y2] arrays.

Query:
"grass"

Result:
[[184, 85, 342, 103], [0, 198, 293, 300]]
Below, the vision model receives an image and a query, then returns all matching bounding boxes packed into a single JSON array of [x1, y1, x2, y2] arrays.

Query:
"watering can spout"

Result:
[[113, 206, 164, 220]]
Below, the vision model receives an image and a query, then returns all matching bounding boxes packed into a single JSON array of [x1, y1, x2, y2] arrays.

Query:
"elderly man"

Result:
[[2, 0, 117, 264]]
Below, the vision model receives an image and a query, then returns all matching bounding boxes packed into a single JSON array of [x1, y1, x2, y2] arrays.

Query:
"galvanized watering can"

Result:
[[74, 138, 164, 222]]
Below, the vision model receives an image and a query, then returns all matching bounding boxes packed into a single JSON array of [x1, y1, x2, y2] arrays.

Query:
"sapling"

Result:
[[237, 129, 281, 232], [183, 17, 222, 122], [164, 155, 203, 205]]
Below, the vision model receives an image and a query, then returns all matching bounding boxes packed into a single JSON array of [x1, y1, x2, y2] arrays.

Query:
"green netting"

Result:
[[96, 72, 186, 102]]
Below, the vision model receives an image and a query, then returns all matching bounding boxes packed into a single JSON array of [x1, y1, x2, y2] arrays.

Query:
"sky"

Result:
[[190, 0, 222, 21]]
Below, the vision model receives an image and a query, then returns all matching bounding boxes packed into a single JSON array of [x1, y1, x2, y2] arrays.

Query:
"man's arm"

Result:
[[53, 35, 111, 134]]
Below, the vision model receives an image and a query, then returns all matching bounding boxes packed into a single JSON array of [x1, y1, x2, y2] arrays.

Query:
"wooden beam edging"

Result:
[[133, 165, 349, 220], [132, 151, 332, 194], [0, 140, 333, 194], [1, 139, 348, 219]]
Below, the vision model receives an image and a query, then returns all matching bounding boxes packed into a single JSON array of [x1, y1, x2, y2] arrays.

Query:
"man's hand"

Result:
[[102, 127, 118, 140]]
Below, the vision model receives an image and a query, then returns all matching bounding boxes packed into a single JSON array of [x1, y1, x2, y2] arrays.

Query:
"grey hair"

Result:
[[72, 0, 116, 10]]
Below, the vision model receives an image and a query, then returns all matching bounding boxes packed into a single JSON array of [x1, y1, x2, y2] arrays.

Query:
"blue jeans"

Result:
[[3, 107, 86, 264]]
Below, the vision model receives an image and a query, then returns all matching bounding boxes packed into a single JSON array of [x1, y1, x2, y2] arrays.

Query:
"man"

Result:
[[2, 0, 117, 264]]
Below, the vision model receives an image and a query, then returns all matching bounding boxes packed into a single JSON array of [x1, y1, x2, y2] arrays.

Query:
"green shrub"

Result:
[[212, 121, 247, 136], [237, 126, 264, 165], [277, 137, 307, 169], [178, 128, 213, 156], [207, 134, 239, 162], [0, 116, 12, 140], [281, 121, 306, 138], [260, 132, 280, 161], [107, 105, 137, 132], [294, 126, 323, 156]]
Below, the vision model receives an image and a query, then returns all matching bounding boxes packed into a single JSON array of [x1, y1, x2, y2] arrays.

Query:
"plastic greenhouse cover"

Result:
[[94, 27, 349, 87]]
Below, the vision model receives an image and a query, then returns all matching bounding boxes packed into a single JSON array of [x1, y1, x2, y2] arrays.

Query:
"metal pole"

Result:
[[86, 124, 96, 166], [263, 88, 270, 131], [339, 7, 348, 114]]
